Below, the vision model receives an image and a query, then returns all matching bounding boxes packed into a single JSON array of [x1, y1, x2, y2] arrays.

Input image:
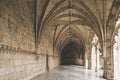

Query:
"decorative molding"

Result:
[[107, 44, 114, 49], [0, 44, 35, 54]]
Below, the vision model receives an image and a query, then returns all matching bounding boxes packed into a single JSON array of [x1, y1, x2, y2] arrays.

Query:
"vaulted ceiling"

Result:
[[1, 0, 119, 53], [34, 0, 115, 49], [23, 0, 120, 53]]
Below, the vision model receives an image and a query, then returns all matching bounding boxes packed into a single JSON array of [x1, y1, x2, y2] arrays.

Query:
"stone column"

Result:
[[103, 57, 113, 80], [88, 49, 92, 69], [95, 45, 98, 72], [84, 47, 88, 68], [103, 29, 114, 80]]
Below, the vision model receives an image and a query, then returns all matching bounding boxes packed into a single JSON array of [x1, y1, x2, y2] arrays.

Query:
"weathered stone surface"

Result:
[[0, 0, 119, 80], [0, 1, 60, 80]]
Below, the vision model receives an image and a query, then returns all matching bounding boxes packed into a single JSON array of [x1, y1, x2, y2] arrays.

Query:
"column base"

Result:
[[103, 69, 113, 80]]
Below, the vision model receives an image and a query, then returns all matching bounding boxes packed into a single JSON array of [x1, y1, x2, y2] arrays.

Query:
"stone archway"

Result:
[[113, 20, 120, 79], [61, 42, 84, 65], [90, 35, 102, 72]]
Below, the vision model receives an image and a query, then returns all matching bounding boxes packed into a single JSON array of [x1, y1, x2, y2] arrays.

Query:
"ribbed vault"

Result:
[[18, 0, 116, 66], [10, 0, 119, 69], [33, 0, 116, 59], [0, 0, 120, 80], [36, 0, 114, 45]]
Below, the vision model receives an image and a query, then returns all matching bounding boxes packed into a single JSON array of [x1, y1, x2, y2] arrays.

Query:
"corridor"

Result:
[[0, 0, 120, 80], [32, 65, 106, 80]]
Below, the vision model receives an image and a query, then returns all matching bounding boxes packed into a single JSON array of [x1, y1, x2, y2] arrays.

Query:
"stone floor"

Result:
[[32, 65, 106, 80]]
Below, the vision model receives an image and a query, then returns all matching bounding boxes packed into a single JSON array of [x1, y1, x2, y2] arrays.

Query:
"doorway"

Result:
[[46, 54, 49, 71], [61, 42, 84, 65]]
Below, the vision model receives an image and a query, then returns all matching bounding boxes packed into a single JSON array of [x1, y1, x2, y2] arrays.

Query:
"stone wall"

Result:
[[0, 48, 46, 80], [38, 29, 60, 71], [0, 1, 60, 80]]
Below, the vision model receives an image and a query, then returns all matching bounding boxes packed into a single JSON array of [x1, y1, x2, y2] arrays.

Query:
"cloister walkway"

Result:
[[32, 65, 106, 80]]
